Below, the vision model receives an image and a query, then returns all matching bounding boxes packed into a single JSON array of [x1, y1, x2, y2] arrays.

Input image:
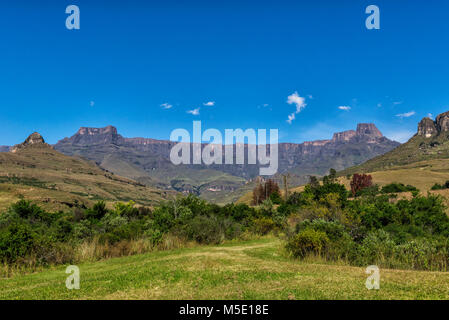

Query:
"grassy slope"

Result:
[[341, 134, 449, 175], [0, 146, 174, 211], [1, 237, 448, 300]]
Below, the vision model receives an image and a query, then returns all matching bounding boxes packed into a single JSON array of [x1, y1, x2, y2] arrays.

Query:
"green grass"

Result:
[[1, 237, 449, 300]]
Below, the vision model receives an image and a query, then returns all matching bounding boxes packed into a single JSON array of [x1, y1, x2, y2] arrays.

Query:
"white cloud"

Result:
[[160, 103, 173, 109], [90, 101, 95, 107], [396, 111, 416, 118], [427, 113, 433, 119], [393, 101, 403, 105], [338, 106, 351, 111], [377, 103, 382, 108], [203, 101, 215, 107], [286, 91, 307, 124], [286, 113, 296, 124], [187, 108, 200, 115]]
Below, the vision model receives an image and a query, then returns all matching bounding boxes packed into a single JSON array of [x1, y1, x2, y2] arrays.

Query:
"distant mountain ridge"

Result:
[[53, 123, 399, 202]]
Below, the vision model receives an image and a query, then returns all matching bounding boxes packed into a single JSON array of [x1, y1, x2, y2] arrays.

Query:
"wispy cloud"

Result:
[[338, 106, 351, 111], [393, 101, 403, 106], [427, 113, 433, 119], [203, 101, 215, 107], [396, 111, 415, 118], [90, 101, 95, 107], [160, 103, 173, 109], [286, 91, 307, 124], [377, 103, 382, 108], [287, 113, 296, 124], [187, 108, 200, 115]]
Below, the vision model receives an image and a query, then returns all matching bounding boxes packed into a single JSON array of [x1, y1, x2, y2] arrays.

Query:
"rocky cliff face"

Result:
[[332, 130, 356, 142], [10, 132, 52, 153], [356, 123, 383, 138], [54, 123, 400, 193], [418, 118, 438, 138], [58, 125, 123, 146], [418, 111, 449, 138]]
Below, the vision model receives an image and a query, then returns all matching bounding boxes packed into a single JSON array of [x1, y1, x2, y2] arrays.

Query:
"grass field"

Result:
[[1, 237, 448, 300]]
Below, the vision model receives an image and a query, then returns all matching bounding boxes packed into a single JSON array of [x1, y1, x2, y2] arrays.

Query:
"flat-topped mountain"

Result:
[[54, 123, 399, 202]]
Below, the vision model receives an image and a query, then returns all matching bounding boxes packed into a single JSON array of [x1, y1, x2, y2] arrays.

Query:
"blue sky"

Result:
[[0, 0, 448, 145]]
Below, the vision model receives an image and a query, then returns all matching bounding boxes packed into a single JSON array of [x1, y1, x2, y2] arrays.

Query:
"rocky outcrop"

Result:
[[58, 125, 123, 146], [356, 123, 383, 139], [417, 111, 449, 138], [10, 132, 52, 153], [418, 117, 438, 138], [332, 130, 356, 142], [436, 111, 449, 133], [0, 146, 9, 152]]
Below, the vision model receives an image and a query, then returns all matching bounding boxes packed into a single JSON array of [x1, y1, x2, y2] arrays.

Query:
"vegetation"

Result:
[[283, 178, 449, 271], [2, 237, 449, 300], [252, 179, 281, 205], [431, 181, 449, 190], [0, 195, 281, 273], [2, 170, 449, 275], [350, 173, 373, 196]]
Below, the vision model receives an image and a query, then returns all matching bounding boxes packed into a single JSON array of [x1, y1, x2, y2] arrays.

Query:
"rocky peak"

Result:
[[356, 123, 383, 138], [417, 111, 449, 138], [418, 117, 438, 138], [10, 132, 52, 153]]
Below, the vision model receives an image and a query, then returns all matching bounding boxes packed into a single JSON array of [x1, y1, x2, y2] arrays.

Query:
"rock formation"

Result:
[[417, 111, 449, 138], [10, 132, 52, 153]]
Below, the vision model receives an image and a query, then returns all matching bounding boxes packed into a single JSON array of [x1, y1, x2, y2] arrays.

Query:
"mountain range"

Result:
[[50, 123, 399, 203]]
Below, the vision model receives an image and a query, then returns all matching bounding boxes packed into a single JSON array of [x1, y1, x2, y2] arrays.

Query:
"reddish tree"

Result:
[[350, 173, 373, 196], [252, 179, 281, 205]]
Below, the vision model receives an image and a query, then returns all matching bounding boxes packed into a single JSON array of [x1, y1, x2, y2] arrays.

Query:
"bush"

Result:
[[381, 183, 418, 194], [182, 215, 228, 244], [252, 217, 276, 235], [8, 199, 44, 221], [85, 201, 108, 220], [286, 229, 329, 258], [0, 223, 36, 262]]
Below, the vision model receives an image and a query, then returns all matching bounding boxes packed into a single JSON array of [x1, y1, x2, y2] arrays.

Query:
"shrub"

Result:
[[182, 215, 227, 244], [286, 229, 329, 258], [252, 217, 276, 235], [85, 201, 108, 220], [0, 223, 36, 262], [8, 200, 44, 221], [381, 183, 418, 194]]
